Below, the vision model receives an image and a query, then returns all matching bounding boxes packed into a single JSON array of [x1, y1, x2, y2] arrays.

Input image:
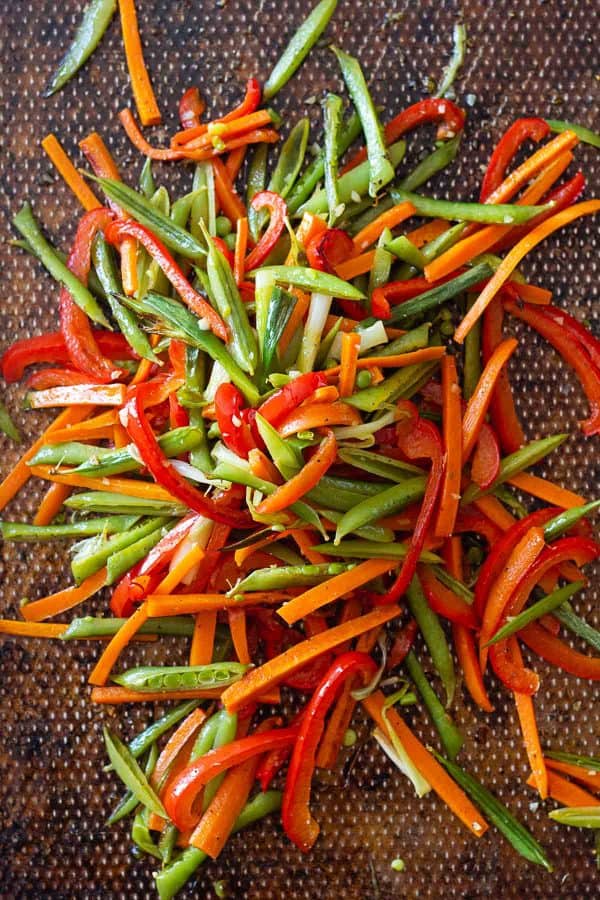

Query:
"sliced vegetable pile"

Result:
[[1, 1, 600, 896]]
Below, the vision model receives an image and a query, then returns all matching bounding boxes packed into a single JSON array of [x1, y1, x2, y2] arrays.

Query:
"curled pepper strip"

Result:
[[215, 383, 258, 460], [178, 86, 205, 129], [257, 371, 329, 426], [306, 228, 354, 275], [244, 191, 287, 272], [105, 218, 227, 341], [418, 565, 479, 629], [489, 634, 540, 695], [124, 385, 252, 528], [1, 331, 135, 383], [519, 622, 600, 680], [480, 118, 551, 202], [282, 651, 377, 851]]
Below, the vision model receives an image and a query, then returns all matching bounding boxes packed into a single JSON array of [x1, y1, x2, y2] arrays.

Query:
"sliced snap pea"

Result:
[[1, 515, 139, 542], [139, 158, 156, 199], [347, 361, 440, 411], [545, 119, 600, 149], [248, 265, 365, 300], [112, 662, 249, 693], [334, 477, 427, 542], [62, 615, 197, 640], [387, 262, 493, 324], [555, 601, 600, 653], [103, 727, 167, 818], [73, 427, 204, 477], [64, 492, 187, 517], [247, 144, 269, 242], [366, 323, 431, 358], [43, 0, 116, 96], [338, 448, 423, 482], [268, 118, 310, 199], [408, 575, 455, 707], [434, 22, 467, 97], [400, 134, 462, 192], [230, 562, 354, 594], [0, 401, 21, 443], [544, 499, 600, 542], [484, 582, 584, 647], [71, 516, 170, 583], [391, 188, 549, 225], [106, 523, 173, 585], [322, 93, 344, 224], [313, 540, 441, 563]]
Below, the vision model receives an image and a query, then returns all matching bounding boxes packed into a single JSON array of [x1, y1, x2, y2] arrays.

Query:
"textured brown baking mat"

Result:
[[0, 1, 598, 897]]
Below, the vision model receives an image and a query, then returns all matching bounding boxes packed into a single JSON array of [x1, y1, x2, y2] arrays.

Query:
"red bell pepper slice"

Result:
[[454, 507, 504, 548], [305, 228, 354, 275], [418, 565, 479, 629], [168, 394, 190, 429], [375, 402, 444, 605], [489, 634, 540, 695], [244, 191, 287, 272], [105, 219, 227, 341], [337, 291, 390, 322], [504, 300, 600, 436], [471, 422, 500, 489], [536, 304, 600, 373], [519, 622, 600, 680], [257, 371, 328, 426], [24, 368, 101, 389], [110, 562, 161, 617], [178, 86, 205, 129], [481, 297, 525, 453], [480, 118, 551, 202], [123, 385, 252, 528], [212, 235, 235, 269], [221, 78, 262, 123], [282, 651, 377, 851], [214, 383, 258, 459], [256, 708, 305, 792], [165, 724, 299, 831], [1, 331, 136, 383], [387, 618, 418, 670]]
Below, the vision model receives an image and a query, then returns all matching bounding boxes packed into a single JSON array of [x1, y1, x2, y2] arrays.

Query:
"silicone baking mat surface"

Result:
[[0, 1, 598, 897]]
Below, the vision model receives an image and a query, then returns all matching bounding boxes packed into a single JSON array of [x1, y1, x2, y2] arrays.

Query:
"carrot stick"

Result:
[[545, 759, 600, 793], [90, 685, 282, 704], [352, 202, 416, 253], [41, 134, 101, 211], [181, 129, 279, 162], [50, 409, 118, 438], [485, 131, 579, 206], [506, 473, 585, 509], [462, 338, 518, 458], [248, 448, 282, 485], [277, 401, 361, 439], [312, 385, 339, 404], [118, 108, 184, 160], [278, 558, 397, 626], [405, 219, 449, 248], [22, 567, 107, 623], [88, 602, 149, 685], [118, 0, 161, 126], [0, 406, 92, 512], [222, 606, 401, 712], [323, 346, 446, 377], [185, 111, 273, 149], [212, 158, 246, 222], [335, 251, 376, 281], [513, 680, 548, 798], [0, 620, 67, 638], [455, 200, 600, 343], [279, 289, 310, 354], [338, 333, 361, 398], [225, 146, 247, 183], [234, 530, 293, 568], [146, 592, 298, 616], [189, 610, 217, 666], [256, 430, 338, 516], [363, 691, 488, 836], [473, 495, 516, 531], [435, 356, 462, 538], [290, 529, 327, 565], [512, 282, 553, 305], [113, 422, 130, 449], [234, 216, 248, 285], [228, 609, 251, 664], [33, 482, 72, 526], [154, 545, 206, 595], [151, 707, 208, 789], [526, 770, 600, 808], [28, 467, 179, 502], [120, 238, 139, 296]]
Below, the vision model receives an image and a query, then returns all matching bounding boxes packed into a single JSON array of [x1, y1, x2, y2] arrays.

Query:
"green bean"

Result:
[[255, 413, 302, 479], [405, 651, 464, 759], [103, 727, 167, 818], [91, 176, 206, 260], [347, 361, 440, 411], [434, 753, 553, 869], [64, 492, 187, 517], [408, 576, 455, 706], [132, 807, 162, 860], [246, 144, 269, 242], [139, 158, 156, 199], [1, 515, 138, 542], [298, 140, 406, 215], [400, 134, 462, 192], [544, 499, 600, 542], [332, 46, 394, 196], [386, 235, 426, 269], [549, 807, 600, 828], [71, 516, 169, 583], [390, 188, 549, 225], [113, 662, 249, 693], [334, 477, 427, 543], [230, 562, 354, 595], [338, 448, 423, 482], [190, 162, 216, 238], [287, 111, 362, 214], [322, 94, 344, 224], [387, 263, 493, 324], [201, 710, 238, 810], [462, 433, 569, 503], [248, 265, 365, 301], [190, 710, 223, 760], [263, 0, 338, 100], [463, 294, 482, 400], [62, 615, 197, 640], [313, 540, 441, 563], [484, 582, 584, 647], [434, 23, 467, 97], [268, 118, 310, 199], [73, 427, 204, 477], [366, 323, 431, 358], [13, 204, 110, 327], [368, 231, 393, 298], [0, 401, 21, 443], [545, 119, 600, 149], [43, 0, 116, 96], [555, 601, 600, 653], [106, 523, 173, 585], [318, 508, 394, 543], [545, 750, 600, 773]]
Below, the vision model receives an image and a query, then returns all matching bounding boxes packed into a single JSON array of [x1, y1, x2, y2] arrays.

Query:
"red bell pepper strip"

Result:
[[536, 304, 600, 372], [481, 296, 525, 453], [480, 118, 551, 202], [257, 371, 328, 426], [489, 634, 540, 695], [454, 507, 504, 548], [178, 86, 205, 129], [305, 228, 354, 275], [214, 383, 258, 459], [1, 331, 136, 383], [282, 652, 377, 851], [220, 78, 262, 123], [471, 422, 501, 489], [256, 708, 305, 792], [251, 609, 333, 691], [337, 291, 390, 322], [418, 565, 479, 629], [105, 219, 228, 341], [123, 386, 253, 528], [168, 394, 190, 429], [371, 272, 460, 311], [519, 622, 600, 680], [165, 724, 299, 831], [504, 300, 600, 435], [212, 236, 235, 269], [387, 618, 418, 670], [375, 402, 444, 605], [244, 191, 287, 272], [110, 562, 161, 617], [25, 368, 101, 389]]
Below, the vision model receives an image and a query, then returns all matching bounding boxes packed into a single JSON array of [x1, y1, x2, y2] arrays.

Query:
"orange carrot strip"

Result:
[[279, 289, 310, 354], [79, 132, 122, 180], [512, 282, 553, 305], [323, 346, 446, 377], [189, 610, 217, 666], [208, 110, 274, 140], [49, 422, 115, 443], [113, 422, 130, 449], [405, 219, 449, 248], [454, 200, 600, 343], [544, 759, 600, 793], [255, 430, 338, 515], [0, 620, 67, 638], [363, 691, 488, 837], [120, 238, 139, 296], [352, 202, 416, 253], [21, 567, 107, 623], [435, 356, 462, 538], [0, 406, 92, 512], [146, 592, 298, 616], [33, 482, 72, 526], [155, 545, 206, 595], [335, 250, 376, 281], [90, 685, 281, 704], [181, 129, 279, 162], [338, 333, 361, 398], [248, 448, 282, 485], [234, 530, 293, 568], [234, 217, 248, 285], [479, 526, 546, 669], [228, 609, 251, 665], [312, 385, 339, 404], [222, 606, 401, 712], [278, 558, 397, 626], [88, 601, 149, 685], [212, 157, 246, 222], [527, 770, 600, 808], [225, 146, 247, 183], [485, 131, 579, 206], [513, 649, 548, 799], [151, 708, 208, 789], [462, 338, 518, 458], [290, 529, 327, 565], [473, 495, 516, 531], [506, 473, 585, 509], [28, 383, 127, 409], [277, 401, 361, 439], [28, 467, 179, 502], [118, 0, 161, 126], [41, 135, 101, 211], [118, 108, 183, 159]]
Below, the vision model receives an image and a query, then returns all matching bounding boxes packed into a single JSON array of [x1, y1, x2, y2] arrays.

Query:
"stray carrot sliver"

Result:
[[506, 473, 585, 509], [338, 333, 361, 398], [155, 545, 206, 595], [118, 0, 161, 126], [352, 202, 416, 253], [544, 759, 600, 793], [41, 134, 101, 211], [526, 770, 600, 808], [21, 567, 107, 623], [33, 482, 72, 526], [146, 592, 299, 616], [324, 346, 446, 377], [88, 602, 149, 685], [28, 466, 179, 503]]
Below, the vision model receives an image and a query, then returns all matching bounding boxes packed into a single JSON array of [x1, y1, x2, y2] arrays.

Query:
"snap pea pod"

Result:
[[263, 0, 338, 100], [387, 262, 493, 324], [386, 235, 426, 269], [29, 441, 100, 467], [405, 650, 464, 760], [11, 237, 106, 301], [388, 221, 466, 282], [103, 727, 167, 818], [366, 323, 431, 358], [13, 204, 110, 327], [549, 808, 600, 828], [484, 582, 585, 647], [248, 265, 365, 300], [71, 516, 170, 583], [347, 361, 440, 411], [107, 740, 159, 826], [318, 508, 394, 543], [106, 523, 174, 584], [91, 176, 206, 260], [61, 615, 198, 640], [332, 46, 394, 196], [132, 806, 162, 860], [315, 474, 392, 496], [544, 499, 600, 542], [191, 162, 216, 238], [435, 22, 467, 97], [555, 601, 600, 653], [154, 791, 282, 900], [313, 540, 441, 563], [435, 753, 553, 869], [462, 433, 568, 503], [400, 134, 463, 192], [190, 710, 223, 760], [139, 158, 156, 199], [368, 229, 393, 298], [230, 562, 354, 595], [390, 188, 549, 225], [255, 413, 302, 479], [268, 118, 310, 199], [113, 662, 249, 693], [407, 576, 456, 706], [287, 111, 362, 214], [545, 119, 600, 149], [0, 401, 21, 443], [43, 0, 116, 96], [338, 448, 423, 482], [262, 287, 296, 376], [246, 144, 269, 242], [334, 477, 428, 543], [298, 140, 406, 216], [1, 515, 139, 542], [73, 427, 205, 477], [306, 479, 387, 513], [322, 94, 344, 224], [158, 822, 179, 866], [64, 491, 187, 517], [170, 189, 203, 229], [463, 294, 482, 400], [545, 750, 600, 773]]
